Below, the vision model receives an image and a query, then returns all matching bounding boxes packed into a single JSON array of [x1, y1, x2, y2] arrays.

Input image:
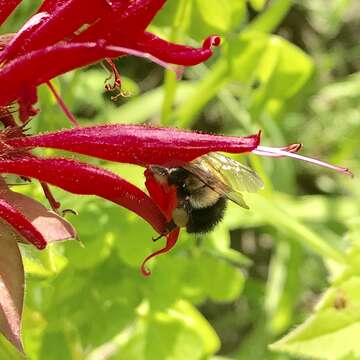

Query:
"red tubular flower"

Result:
[[0, 125, 259, 257], [0, 0, 352, 275], [1, 124, 351, 277], [0, 42, 126, 107], [0, 0, 221, 109], [0, 0, 222, 285], [6, 125, 261, 166]]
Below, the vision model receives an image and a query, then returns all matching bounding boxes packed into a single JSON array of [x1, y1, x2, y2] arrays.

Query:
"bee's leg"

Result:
[[152, 220, 177, 242], [152, 234, 164, 242]]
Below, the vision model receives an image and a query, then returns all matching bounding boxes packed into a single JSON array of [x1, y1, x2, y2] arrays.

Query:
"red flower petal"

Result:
[[141, 227, 180, 276], [0, 12, 51, 63], [0, 0, 22, 27], [0, 0, 112, 62], [0, 156, 167, 234], [0, 42, 123, 106], [119, 0, 166, 35], [0, 198, 47, 249], [74, 0, 164, 43], [7, 125, 260, 166], [132, 32, 221, 66], [144, 168, 177, 220], [76, 29, 220, 66], [18, 87, 39, 123]]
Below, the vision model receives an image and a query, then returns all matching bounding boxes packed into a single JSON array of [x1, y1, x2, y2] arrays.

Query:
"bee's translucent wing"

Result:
[[183, 152, 263, 209], [203, 153, 264, 193]]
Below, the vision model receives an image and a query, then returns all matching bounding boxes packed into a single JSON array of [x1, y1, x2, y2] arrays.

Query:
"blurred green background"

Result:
[[1, 0, 360, 359]]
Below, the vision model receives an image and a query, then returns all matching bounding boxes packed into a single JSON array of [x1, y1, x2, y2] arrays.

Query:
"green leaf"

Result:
[[249, 35, 314, 117], [63, 201, 113, 269], [185, 253, 245, 303], [175, 31, 312, 127], [270, 276, 360, 359], [110, 300, 220, 360], [153, 0, 246, 40], [249, 0, 267, 11], [247, 0, 293, 33], [145, 256, 189, 310], [190, 0, 246, 38]]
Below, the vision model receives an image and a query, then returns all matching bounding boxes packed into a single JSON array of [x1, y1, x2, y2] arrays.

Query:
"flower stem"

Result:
[[175, 60, 229, 128], [247, 0, 294, 33], [46, 81, 79, 127], [161, 0, 190, 126]]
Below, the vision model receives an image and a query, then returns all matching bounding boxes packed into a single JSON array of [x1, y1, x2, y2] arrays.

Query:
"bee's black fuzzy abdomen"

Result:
[[186, 197, 227, 234]]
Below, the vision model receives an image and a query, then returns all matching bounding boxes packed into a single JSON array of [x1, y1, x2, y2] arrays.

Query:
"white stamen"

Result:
[[105, 45, 182, 76], [253, 146, 353, 177]]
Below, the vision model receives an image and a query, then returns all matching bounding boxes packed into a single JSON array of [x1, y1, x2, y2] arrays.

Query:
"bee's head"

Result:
[[149, 165, 170, 186]]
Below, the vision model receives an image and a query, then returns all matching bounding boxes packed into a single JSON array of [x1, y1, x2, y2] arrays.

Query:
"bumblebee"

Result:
[[150, 152, 263, 234]]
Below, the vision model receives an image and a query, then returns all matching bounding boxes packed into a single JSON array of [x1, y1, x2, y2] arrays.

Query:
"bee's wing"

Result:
[[183, 152, 263, 209], [204, 153, 264, 193]]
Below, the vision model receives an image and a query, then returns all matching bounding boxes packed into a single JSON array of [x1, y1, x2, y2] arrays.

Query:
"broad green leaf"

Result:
[[185, 253, 245, 303], [249, 0, 267, 11], [247, 0, 293, 33], [190, 0, 246, 39], [175, 31, 312, 127], [153, 0, 246, 40], [249, 35, 314, 117], [21, 245, 68, 277], [226, 32, 269, 83], [270, 276, 360, 360], [145, 256, 189, 310], [175, 32, 269, 127], [64, 201, 113, 269], [0, 336, 23, 360], [39, 331, 72, 360], [113, 215, 156, 269], [107, 300, 219, 360]]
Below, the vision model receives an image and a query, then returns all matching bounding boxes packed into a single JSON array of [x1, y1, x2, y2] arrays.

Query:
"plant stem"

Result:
[[161, 0, 190, 126], [247, 0, 294, 33], [175, 60, 229, 128]]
